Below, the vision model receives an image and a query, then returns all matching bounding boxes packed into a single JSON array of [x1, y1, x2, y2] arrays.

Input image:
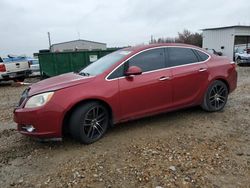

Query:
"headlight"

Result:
[[25, 92, 54, 108]]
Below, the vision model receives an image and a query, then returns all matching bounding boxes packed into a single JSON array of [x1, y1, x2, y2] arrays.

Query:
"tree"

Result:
[[149, 29, 203, 47], [177, 29, 202, 47]]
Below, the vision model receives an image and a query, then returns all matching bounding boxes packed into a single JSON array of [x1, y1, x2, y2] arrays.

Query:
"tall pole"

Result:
[[151, 35, 154, 44], [77, 32, 81, 40], [48, 32, 51, 49]]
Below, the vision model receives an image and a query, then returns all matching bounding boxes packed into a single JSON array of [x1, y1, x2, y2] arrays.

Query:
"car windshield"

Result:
[[79, 50, 131, 76], [33, 60, 39, 64], [235, 47, 245, 54]]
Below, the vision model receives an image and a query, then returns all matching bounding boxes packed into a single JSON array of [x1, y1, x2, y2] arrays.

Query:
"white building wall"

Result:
[[234, 27, 250, 36], [202, 28, 235, 60]]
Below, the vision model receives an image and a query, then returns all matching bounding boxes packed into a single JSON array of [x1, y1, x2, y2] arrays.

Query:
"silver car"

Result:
[[29, 59, 40, 76]]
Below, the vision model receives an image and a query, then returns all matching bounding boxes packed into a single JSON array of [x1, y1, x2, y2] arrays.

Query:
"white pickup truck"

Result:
[[0, 57, 31, 82]]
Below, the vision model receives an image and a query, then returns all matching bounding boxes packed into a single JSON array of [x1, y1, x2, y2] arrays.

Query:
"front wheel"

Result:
[[201, 80, 228, 112], [69, 102, 109, 144], [236, 58, 242, 66]]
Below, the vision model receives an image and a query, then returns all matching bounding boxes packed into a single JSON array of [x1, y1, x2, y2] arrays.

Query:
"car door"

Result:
[[166, 47, 209, 107], [118, 48, 173, 121]]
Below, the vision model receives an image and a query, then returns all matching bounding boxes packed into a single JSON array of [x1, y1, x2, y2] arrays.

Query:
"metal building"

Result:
[[202, 25, 250, 60], [50, 39, 107, 52]]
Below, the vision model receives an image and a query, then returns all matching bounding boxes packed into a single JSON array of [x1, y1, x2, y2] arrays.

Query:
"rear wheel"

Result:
[[202, 80, 228, 112], [14, 77, 25, 82], [69, 102, 109, 144]]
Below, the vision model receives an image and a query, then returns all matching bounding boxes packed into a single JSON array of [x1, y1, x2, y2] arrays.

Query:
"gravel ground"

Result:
[[0, 68, 249, 188]]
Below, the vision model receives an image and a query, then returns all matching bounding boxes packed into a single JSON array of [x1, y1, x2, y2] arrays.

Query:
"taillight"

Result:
[[0, 63, 6, 72]]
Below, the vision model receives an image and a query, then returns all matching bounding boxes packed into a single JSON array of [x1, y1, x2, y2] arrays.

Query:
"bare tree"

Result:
[[149, 29, 202, 47], [150, 37, 176, 44], [177, 29, 202, 47]]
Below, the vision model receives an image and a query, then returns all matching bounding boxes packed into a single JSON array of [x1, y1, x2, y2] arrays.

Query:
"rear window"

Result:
[[32, 60, 39, 64], [194, 50, 209, 61], [168, 47, 199, 66]]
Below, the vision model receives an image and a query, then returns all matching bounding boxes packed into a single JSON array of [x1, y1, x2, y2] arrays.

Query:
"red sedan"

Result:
[[14, 43, 237, 144]]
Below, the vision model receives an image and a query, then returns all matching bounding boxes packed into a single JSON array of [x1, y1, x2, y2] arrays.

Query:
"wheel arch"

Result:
[[208, 76, 230, 92], [62, 98, 114, 137], [214, 78, 230, 92], [201, 77, 230, 112], [201, 77, 230, 104]]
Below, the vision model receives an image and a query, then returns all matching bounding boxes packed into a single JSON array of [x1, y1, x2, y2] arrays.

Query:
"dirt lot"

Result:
[[0, 67, 249, 188]]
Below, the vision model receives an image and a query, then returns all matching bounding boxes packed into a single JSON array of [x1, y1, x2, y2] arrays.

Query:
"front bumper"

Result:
[[238, 59, 250, 65], [14, 102, 64, 139]]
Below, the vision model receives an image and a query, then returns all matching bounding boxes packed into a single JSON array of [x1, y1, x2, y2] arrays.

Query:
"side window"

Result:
[[168, 47, 199, 67], [108, 64, 125, 79], [128, 49, 165, 72], [194, 50, 209, 61]]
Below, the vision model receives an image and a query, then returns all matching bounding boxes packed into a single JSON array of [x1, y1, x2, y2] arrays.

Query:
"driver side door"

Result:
[[118, 48, 173, 121]]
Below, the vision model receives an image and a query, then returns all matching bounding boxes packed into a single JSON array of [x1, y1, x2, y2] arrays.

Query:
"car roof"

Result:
[[122, 43, 202, 53]]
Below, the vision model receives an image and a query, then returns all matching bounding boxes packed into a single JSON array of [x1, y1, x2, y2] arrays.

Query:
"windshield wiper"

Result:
[[79, 72, 90, 76]]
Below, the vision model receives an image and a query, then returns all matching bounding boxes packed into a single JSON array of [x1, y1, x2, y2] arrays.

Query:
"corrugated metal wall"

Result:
[[202, 28, 235, 60], [203, 27, 250, 61]]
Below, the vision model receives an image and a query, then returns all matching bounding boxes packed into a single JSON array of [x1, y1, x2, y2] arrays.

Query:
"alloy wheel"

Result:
[[83, 106, 107, 140], [208, 83, 227, 110]]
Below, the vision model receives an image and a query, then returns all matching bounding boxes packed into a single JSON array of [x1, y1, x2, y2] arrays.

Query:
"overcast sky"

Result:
[[0, 0, 249, 57]]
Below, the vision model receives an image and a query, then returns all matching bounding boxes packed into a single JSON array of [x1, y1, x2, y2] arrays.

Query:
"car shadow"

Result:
[[107, 106, 206, 134], [21, 106, 211, 148], [0, 81, 13, 87]]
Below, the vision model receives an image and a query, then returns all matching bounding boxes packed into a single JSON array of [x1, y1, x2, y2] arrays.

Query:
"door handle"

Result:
[[199, 68, 207, 72], [159, 76, 171, 81]]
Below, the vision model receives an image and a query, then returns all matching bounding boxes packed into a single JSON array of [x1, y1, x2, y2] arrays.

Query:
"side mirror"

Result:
[[125, 66, 142, 76]]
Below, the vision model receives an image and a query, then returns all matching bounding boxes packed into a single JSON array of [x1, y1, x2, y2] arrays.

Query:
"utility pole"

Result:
[[77, 32, 81, 40], [48, 32, 52, 49], [150, 35, 154, 44]]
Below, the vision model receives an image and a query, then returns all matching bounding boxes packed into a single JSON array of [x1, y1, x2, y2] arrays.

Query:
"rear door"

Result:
[[166, 47, 209, 107], [117, 48, 173, 120]]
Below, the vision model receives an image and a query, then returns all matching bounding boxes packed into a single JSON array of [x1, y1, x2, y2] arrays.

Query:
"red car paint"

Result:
[[14, 43, 237, 139]]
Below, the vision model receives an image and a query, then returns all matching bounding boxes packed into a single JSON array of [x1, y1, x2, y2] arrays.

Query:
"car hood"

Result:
[[28, 72, 95, 96]]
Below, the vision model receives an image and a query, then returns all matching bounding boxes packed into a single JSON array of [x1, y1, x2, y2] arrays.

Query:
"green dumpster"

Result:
[[38, 49, 117, 77]]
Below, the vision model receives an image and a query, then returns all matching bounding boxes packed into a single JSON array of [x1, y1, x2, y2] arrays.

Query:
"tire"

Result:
[[41, 72, 50, 80], [69, 102, 109, 144], [14, 77, 25, 82], [201, 80, 228, 112], [236, 58, 242, 66]]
